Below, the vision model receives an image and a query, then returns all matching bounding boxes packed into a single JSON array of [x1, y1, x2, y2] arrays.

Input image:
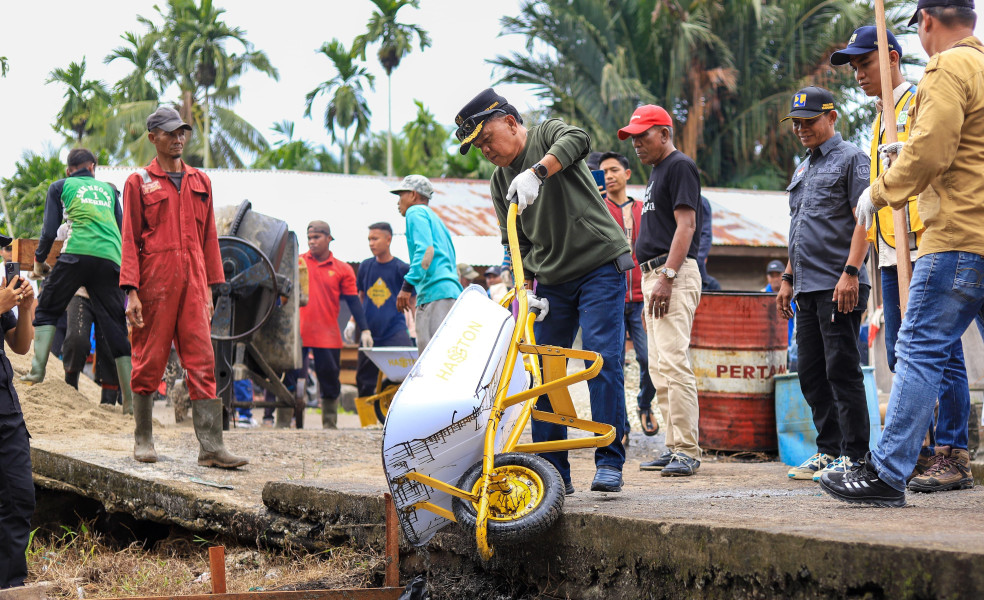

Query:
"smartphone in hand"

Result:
[[591, 169, 607, 200], [4, 261, 19, 287]]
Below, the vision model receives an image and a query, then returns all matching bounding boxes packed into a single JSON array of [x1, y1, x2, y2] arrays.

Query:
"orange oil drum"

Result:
[[690, 292, 788, 452]]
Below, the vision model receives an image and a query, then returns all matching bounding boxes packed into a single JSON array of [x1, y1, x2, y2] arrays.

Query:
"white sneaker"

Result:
[[787, 452, 835, 480], [813, 455, 855, 482]]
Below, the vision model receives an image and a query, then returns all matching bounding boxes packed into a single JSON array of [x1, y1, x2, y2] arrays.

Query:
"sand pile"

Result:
[[9, 347, 132, 437]]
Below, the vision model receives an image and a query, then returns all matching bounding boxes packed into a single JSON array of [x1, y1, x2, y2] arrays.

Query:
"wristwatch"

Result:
[[843, 265, 859, 277], [530, 162, 548, 182], [659, 267, 677, 280]]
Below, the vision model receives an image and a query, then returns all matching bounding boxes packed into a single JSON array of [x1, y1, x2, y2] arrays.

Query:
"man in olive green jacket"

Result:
[[453, 88, 632, 493]]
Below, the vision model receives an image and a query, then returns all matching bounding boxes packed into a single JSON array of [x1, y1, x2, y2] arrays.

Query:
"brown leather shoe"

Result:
[[908, 446, 973, 493]]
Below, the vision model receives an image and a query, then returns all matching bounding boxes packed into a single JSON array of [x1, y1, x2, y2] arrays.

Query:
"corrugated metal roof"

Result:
[[97, 167, 788, 266]]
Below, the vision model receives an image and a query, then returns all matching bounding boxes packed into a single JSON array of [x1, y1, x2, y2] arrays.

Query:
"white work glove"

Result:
[[507, 169, 543, 215], [526, 293, 549, 322], [343, 319, 356, 344], [33, 260, 51, 279], [360, 329, 374, 348], [856, 186, 876, 231], [878, 141, 905, 172]]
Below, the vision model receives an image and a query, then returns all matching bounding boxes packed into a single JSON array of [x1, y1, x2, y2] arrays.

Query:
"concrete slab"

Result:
[[29, 422, 984, 599]]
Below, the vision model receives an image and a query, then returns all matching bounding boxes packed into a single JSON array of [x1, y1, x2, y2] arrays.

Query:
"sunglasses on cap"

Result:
[[455, 108, 507, 142]]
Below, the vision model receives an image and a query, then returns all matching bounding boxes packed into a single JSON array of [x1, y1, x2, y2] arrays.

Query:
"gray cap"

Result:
[[457, 263, 479, 279], [767, 260, 785, 273], [146, 106, 192, 133], [390, 174, 433, 199]]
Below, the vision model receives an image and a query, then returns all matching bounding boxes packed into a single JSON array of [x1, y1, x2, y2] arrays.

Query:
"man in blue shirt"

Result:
[[393, 175, 463, 352], [356, 222, 411, 396]]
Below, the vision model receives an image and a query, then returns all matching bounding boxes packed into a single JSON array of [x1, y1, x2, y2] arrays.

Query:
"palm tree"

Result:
[[157, 0, 279, 167], [305, 40, 375, 175], [353, 0, 431, 177], [105, 31, 166, 102], [252, 121, 320, 171], [46, 58, 111, 144]]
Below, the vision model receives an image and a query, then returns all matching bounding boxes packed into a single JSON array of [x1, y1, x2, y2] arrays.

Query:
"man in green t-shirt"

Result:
[[21, 148, 133, 414], [453, 88, 633, 493]]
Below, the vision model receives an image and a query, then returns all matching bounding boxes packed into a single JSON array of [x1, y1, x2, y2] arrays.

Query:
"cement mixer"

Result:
[[212, 200, 303, 429]]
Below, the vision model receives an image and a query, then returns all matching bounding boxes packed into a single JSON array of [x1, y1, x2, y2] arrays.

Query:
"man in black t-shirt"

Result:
[[618, 105, 704, 477]]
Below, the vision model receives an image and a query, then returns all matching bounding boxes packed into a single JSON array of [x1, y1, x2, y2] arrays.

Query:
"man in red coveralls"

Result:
[[120, 106, 247, 468]]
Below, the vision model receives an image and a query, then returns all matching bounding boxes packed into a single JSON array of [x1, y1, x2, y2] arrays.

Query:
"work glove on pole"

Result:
[[856, 186, 876, 231], [33, 260, 51, 279], [507, 169, 543, 214], [878, 141, 905, 172]]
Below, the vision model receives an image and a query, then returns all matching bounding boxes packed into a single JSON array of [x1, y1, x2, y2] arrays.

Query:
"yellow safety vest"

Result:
[[868, 85, 923, 249]]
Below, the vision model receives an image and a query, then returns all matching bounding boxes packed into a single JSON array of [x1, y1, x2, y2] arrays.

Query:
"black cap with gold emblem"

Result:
[[453, 88, 522, 155]]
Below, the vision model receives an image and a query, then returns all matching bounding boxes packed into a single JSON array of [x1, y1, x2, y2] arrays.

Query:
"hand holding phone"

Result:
[[4, 261, 19, 287], [591, 169, 607, 200]]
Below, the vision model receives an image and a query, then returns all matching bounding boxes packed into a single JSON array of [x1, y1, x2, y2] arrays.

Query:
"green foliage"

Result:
[[305, 40, 375, 174], [143, 0, 280, 167], [352, 0, 432, 76], [1, 56, 8, 77], [251, 121, 340, 172], [492, 0, 917, 188], [46, 58, 111, 144], [0, 151, 65, 238]]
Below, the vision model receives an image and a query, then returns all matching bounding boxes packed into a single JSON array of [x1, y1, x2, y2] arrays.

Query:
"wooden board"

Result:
[[11, 239, 62, 267]]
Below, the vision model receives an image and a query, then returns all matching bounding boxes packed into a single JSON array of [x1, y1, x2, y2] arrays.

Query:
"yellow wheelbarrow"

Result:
[[382, 203, 614, 560], [354, 347, 418, 427]]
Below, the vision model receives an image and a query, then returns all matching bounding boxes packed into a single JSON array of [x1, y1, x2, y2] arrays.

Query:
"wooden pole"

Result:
[[383, 493, 399, 588], [208, 546, 227, 594], [874, 0, 912, 314]]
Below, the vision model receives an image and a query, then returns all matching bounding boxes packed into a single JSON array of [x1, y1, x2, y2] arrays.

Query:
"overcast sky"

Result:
[[0, 0, 538, 178], [2, 3, 983, 180]]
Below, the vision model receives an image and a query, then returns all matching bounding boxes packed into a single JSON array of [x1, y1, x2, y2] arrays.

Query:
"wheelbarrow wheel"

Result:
[[452, 452, 564, 546]]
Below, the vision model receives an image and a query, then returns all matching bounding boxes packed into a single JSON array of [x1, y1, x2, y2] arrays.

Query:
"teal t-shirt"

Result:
[[61, 176, 123, 265], [403, 205, 463, 305]]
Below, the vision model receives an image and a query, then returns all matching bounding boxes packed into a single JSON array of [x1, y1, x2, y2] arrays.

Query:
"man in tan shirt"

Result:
[[820, 0, 982, 507]]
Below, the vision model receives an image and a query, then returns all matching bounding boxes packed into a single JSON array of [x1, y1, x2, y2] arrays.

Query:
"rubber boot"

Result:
[[321, 396, 338, 429], [65, 371, 80, 390], [275, 406, 294, 429], [133, 393, 158, 463], [192, 399, 249, 468], [115, 356, 135, 415], [100, 386, 120, 405], [20, 325, 56, 384]]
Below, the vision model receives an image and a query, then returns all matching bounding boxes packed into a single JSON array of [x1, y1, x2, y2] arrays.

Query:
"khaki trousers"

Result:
[[642, 258, 702, 459]]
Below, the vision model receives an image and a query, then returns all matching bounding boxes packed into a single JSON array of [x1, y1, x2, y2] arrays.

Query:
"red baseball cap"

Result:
[[617, 105, 673, 140]]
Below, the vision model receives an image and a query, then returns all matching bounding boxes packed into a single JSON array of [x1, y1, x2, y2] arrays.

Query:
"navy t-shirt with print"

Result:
[[357, 257, 410, 342]]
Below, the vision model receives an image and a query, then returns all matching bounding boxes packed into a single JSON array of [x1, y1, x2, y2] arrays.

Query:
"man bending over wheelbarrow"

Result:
[[453, 88, 633, 493]]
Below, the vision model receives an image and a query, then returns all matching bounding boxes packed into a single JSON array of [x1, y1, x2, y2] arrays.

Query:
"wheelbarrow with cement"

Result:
[[354, 346, 418, 427], [382, 201, 614, 560]]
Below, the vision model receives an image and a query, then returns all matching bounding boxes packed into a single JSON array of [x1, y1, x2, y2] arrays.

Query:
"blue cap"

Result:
[[830, 26, 902, 66]]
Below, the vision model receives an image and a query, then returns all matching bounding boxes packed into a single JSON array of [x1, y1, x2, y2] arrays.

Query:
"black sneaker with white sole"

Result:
[[640, 449, 673, 471], [818, 452, 906, 508]]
